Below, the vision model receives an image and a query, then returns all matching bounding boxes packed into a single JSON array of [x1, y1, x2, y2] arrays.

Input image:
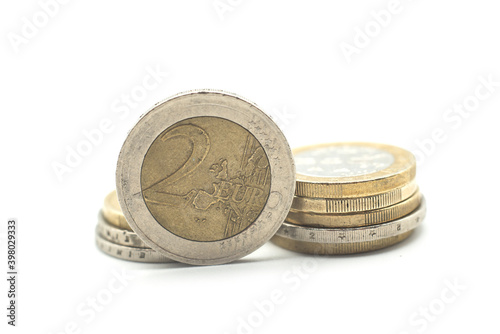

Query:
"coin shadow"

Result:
[[103, 250, 295, 271], [99, 226, 425, 270]]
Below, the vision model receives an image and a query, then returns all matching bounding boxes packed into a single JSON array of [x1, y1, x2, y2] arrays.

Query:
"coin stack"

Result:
[[272, 142, 426, 255], [95, 191, 174, 263]]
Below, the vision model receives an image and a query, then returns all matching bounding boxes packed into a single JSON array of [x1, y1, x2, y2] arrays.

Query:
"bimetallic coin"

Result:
[[272, 230, 414, 255], [287, 191, 421, 228], [102, 190, 131, 231], [275, 197, 425, 245], [294, 143, 416, 198], [116, 90, 295, 265], [291, 179, 418, 214], [97, 211, 148, 248], [141, 116, 271, 242], [95, 232, 175, 263]]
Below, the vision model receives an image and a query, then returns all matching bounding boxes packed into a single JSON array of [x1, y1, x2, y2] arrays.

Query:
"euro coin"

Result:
[[97, 211, 148, 248], [291, 179, 418, 214], [272, 230, 415, 255], [294, 142, 416, 198], [272, 197, 425, 255], [95, 232, 174, 263], [287, 191, 421, 228], [116, 90, 295, 265], [102, 190, 131, 231]]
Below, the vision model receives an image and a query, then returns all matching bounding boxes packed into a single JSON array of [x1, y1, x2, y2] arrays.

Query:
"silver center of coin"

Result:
[[295, 145, 395, 177]]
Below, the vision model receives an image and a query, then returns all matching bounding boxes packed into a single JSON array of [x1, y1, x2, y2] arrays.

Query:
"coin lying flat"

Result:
[[272, 230, 414, 255], [102, 190, 131, 231], [272, 197, 425, 254], [287, 191, 421, 228], [294, 143, 416, 198], [95, 232, 174, 263], [116, 90, 295, 265], [97, 211, 149, 248], [291, 179, 418, 214]]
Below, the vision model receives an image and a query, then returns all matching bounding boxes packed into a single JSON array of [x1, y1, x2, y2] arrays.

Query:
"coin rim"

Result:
[[97, 211, 149, 248], [275, 196, 425, 243], [293, 142, 416, 198], [95, 231, 175, 263], [287, 190, 421, 228], [271, 230, 414, 255], [102, 190, 132, 231], [116, 89, 295, 265], [291, 179, 418, 213]]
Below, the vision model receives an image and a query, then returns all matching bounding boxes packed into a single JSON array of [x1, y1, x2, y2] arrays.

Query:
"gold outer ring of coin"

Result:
[[116, 89, 295, 266], [287, 190, 421, 228], [101, 190, 131, 231], [271, 230, 414, 255], [275, 196, 425, 245], [294, 142, 416, 198], [291, 179, 418, 213], [95, 232, 175, 263], [97, 211, 149, 248]]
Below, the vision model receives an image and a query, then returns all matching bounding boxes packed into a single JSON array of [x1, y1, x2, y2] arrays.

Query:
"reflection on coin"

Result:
[[102, 190, 131, 231], [291, 180, 418, 214], [294, 143, 416, 198], [287, 191, 421, 228], [95, 232, 174, 263], [97, 211, 148, 248], [116, 90, 295, 265]]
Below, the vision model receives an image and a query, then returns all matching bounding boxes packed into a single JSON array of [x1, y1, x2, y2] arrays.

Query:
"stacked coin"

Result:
[[95, 191, 174, 263], [272, 142, 426, 255]]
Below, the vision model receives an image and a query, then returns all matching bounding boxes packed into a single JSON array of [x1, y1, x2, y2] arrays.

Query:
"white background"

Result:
[[1, 1, 499, 333]]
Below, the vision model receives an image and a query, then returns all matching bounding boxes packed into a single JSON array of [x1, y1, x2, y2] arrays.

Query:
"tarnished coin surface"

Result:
[[141, 116, 271, 242], [294, 143, 416, 198], [116, 90, 295, 265]]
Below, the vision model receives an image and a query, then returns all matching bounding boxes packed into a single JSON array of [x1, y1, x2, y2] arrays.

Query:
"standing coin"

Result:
[[293, 142, 416, 198], [116, 90, 295, 265]]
